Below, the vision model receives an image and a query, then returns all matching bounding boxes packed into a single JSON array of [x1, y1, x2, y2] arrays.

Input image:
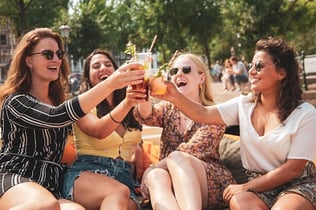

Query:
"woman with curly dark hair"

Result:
[[156, 37, 316, 210]]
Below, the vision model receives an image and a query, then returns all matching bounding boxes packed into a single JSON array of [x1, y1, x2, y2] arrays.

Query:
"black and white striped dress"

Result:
[[0, 93, 85, 198]]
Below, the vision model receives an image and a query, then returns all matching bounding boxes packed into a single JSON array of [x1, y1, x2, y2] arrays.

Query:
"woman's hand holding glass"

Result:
[[151, 80, 179, 103], [124, 86, 148, 109], [106, 62, 146, 90], [147, 68, 167, 96]]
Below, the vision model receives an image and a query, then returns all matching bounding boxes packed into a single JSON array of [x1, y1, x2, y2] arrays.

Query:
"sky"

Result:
[[68, 0, 79, 15]]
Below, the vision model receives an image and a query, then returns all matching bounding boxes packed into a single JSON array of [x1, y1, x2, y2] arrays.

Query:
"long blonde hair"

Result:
[[0, 28, 70, 107], [173, 53, 215, 106]]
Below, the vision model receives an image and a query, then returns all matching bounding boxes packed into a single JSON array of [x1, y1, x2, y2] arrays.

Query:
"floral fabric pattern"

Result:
[[134, 101, 236, 209]]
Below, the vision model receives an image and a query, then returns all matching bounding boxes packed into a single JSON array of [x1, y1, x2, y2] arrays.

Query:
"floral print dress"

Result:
[[134, 101, 236, 209]]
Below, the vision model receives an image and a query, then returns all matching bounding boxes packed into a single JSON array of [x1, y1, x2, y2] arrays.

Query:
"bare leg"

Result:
[[230, 191, 268, 210], [272, 193, 315, 210], [73, 171, 130, 210], [0, 182, 59, 210], [146, 168, 180, 210], [166, 151, 208, 210], [128, 198, 138, 210], [59, 199, 85, 210]]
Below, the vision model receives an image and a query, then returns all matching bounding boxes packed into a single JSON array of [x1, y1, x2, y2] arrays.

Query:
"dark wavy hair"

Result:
[[80, 49, 142, 131], [0, 28, 70, 106], [252, 37, 302, 122]]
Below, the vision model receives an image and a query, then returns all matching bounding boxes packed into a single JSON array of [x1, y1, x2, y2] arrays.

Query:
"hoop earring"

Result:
[[199, 83, 203, 91]]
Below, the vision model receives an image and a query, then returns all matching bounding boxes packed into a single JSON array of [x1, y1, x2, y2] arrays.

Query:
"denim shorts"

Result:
[[62, 155, 139, 206]]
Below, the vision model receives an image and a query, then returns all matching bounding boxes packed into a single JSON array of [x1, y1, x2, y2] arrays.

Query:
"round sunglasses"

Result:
[[248, 61, 276, 72], [29, 49, 64, 60], [169, 66, 191, 76]]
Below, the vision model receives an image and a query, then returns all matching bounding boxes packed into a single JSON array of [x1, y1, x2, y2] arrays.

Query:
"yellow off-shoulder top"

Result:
[[73, 109, 142, 162]]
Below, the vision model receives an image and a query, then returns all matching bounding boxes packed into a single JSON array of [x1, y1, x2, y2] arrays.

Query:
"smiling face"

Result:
[[89, 53, 115, 87], [248, 51, 286, 93], [26, 37, 62, 84], [170, 56, 205, 102]]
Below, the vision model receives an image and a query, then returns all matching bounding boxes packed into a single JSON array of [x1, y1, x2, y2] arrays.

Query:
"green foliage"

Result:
[[0, 0, 68, 35], [1, 0, 316, 65]]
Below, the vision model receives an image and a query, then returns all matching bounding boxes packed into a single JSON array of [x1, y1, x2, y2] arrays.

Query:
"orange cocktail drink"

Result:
[[148, 68, 167, 96], [130, 52, 151, 100]]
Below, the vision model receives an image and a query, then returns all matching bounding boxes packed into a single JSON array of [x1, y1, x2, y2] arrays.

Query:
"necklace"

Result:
[[179, 113, 193, 133]]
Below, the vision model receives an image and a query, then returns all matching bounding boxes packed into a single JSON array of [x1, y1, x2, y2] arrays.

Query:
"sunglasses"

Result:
[[29, 49, 64, 60], [248, 61, 276, 72], [169, 66, 191, 76]]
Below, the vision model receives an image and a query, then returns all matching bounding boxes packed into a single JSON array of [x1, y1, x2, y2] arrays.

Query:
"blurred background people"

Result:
[[230, 56, 249, 93], [221, 58, 235, 91], [211, 60, 223, 82]]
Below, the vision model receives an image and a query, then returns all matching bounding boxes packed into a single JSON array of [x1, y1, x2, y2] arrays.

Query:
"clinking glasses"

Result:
[[169, 66, 191, 76], [248, 61, 276, 72], [29, 49, 65, 60]]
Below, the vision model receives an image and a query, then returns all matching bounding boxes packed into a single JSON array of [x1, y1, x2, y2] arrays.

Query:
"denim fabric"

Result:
[[62, 155, 137, 202]]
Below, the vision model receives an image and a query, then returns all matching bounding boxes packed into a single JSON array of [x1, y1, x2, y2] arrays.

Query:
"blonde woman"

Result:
[[134, 53, 235, 210]]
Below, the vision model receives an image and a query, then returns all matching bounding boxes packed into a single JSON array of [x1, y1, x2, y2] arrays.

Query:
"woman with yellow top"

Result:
[[62, 49, 145, 210]]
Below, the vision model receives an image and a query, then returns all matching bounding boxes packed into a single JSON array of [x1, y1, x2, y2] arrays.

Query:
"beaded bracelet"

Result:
[[109, 112, 122, 123]]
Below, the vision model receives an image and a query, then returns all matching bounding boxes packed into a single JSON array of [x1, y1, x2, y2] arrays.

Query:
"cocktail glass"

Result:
[[148, 68, 167, 96], [130, 52, 152, 100]]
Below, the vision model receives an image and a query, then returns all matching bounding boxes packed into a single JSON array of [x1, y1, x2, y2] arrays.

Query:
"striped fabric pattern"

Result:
[[0, 93, 85, 197]]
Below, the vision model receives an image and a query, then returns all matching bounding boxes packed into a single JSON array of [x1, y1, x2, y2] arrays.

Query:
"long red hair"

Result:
[[0, 28, 70, 107]]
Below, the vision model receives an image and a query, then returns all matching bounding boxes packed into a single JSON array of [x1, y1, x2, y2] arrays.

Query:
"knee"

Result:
[[167, 150, 186, 162], [230, 193, 268, 210], [27, 194, 61, 210], [146, 167, 169, 181], [74, 206, 86, 210], [114, 183, 130, 197], [25, 200, 61, 210], [146, 168, 171, 189], [230, 195, 241, 210], [65, 203, 85, 210], [37, 199, 60, 210]]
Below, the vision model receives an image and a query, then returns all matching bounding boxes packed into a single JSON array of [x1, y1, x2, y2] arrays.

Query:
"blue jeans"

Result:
[[62, 155, 138, 204]]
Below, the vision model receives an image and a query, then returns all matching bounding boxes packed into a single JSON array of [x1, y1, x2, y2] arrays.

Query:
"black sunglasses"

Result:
[[29, 49, 64, 60], [248, 61, 276, 72], [169, 66, 191, 76]]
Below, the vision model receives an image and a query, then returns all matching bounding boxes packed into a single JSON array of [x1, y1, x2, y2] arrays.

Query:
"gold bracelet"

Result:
[[109, 112, 122, 123]]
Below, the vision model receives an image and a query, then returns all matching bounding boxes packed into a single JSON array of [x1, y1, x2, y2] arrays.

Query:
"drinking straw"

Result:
[[165, 50, 180, 81], [149, 35, 158, 52], [168, 50, 180, 66]]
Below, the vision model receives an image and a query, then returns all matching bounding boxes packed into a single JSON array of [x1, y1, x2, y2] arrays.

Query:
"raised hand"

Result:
[[151, 80, 179, 103], [123, 86, 147, 109], [107, 62, 145, 90]]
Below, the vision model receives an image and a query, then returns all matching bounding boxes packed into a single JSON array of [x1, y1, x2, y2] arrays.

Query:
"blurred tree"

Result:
[[134, 0, 188, 63], [128, 0, 223, 68], [67, 0, 103, 60], [1, 0, 315, 67], [0, 0, 68, 36], [185, 0, 222, 68], [282, 0, 316, 54], [215, 0, 316, 61]]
